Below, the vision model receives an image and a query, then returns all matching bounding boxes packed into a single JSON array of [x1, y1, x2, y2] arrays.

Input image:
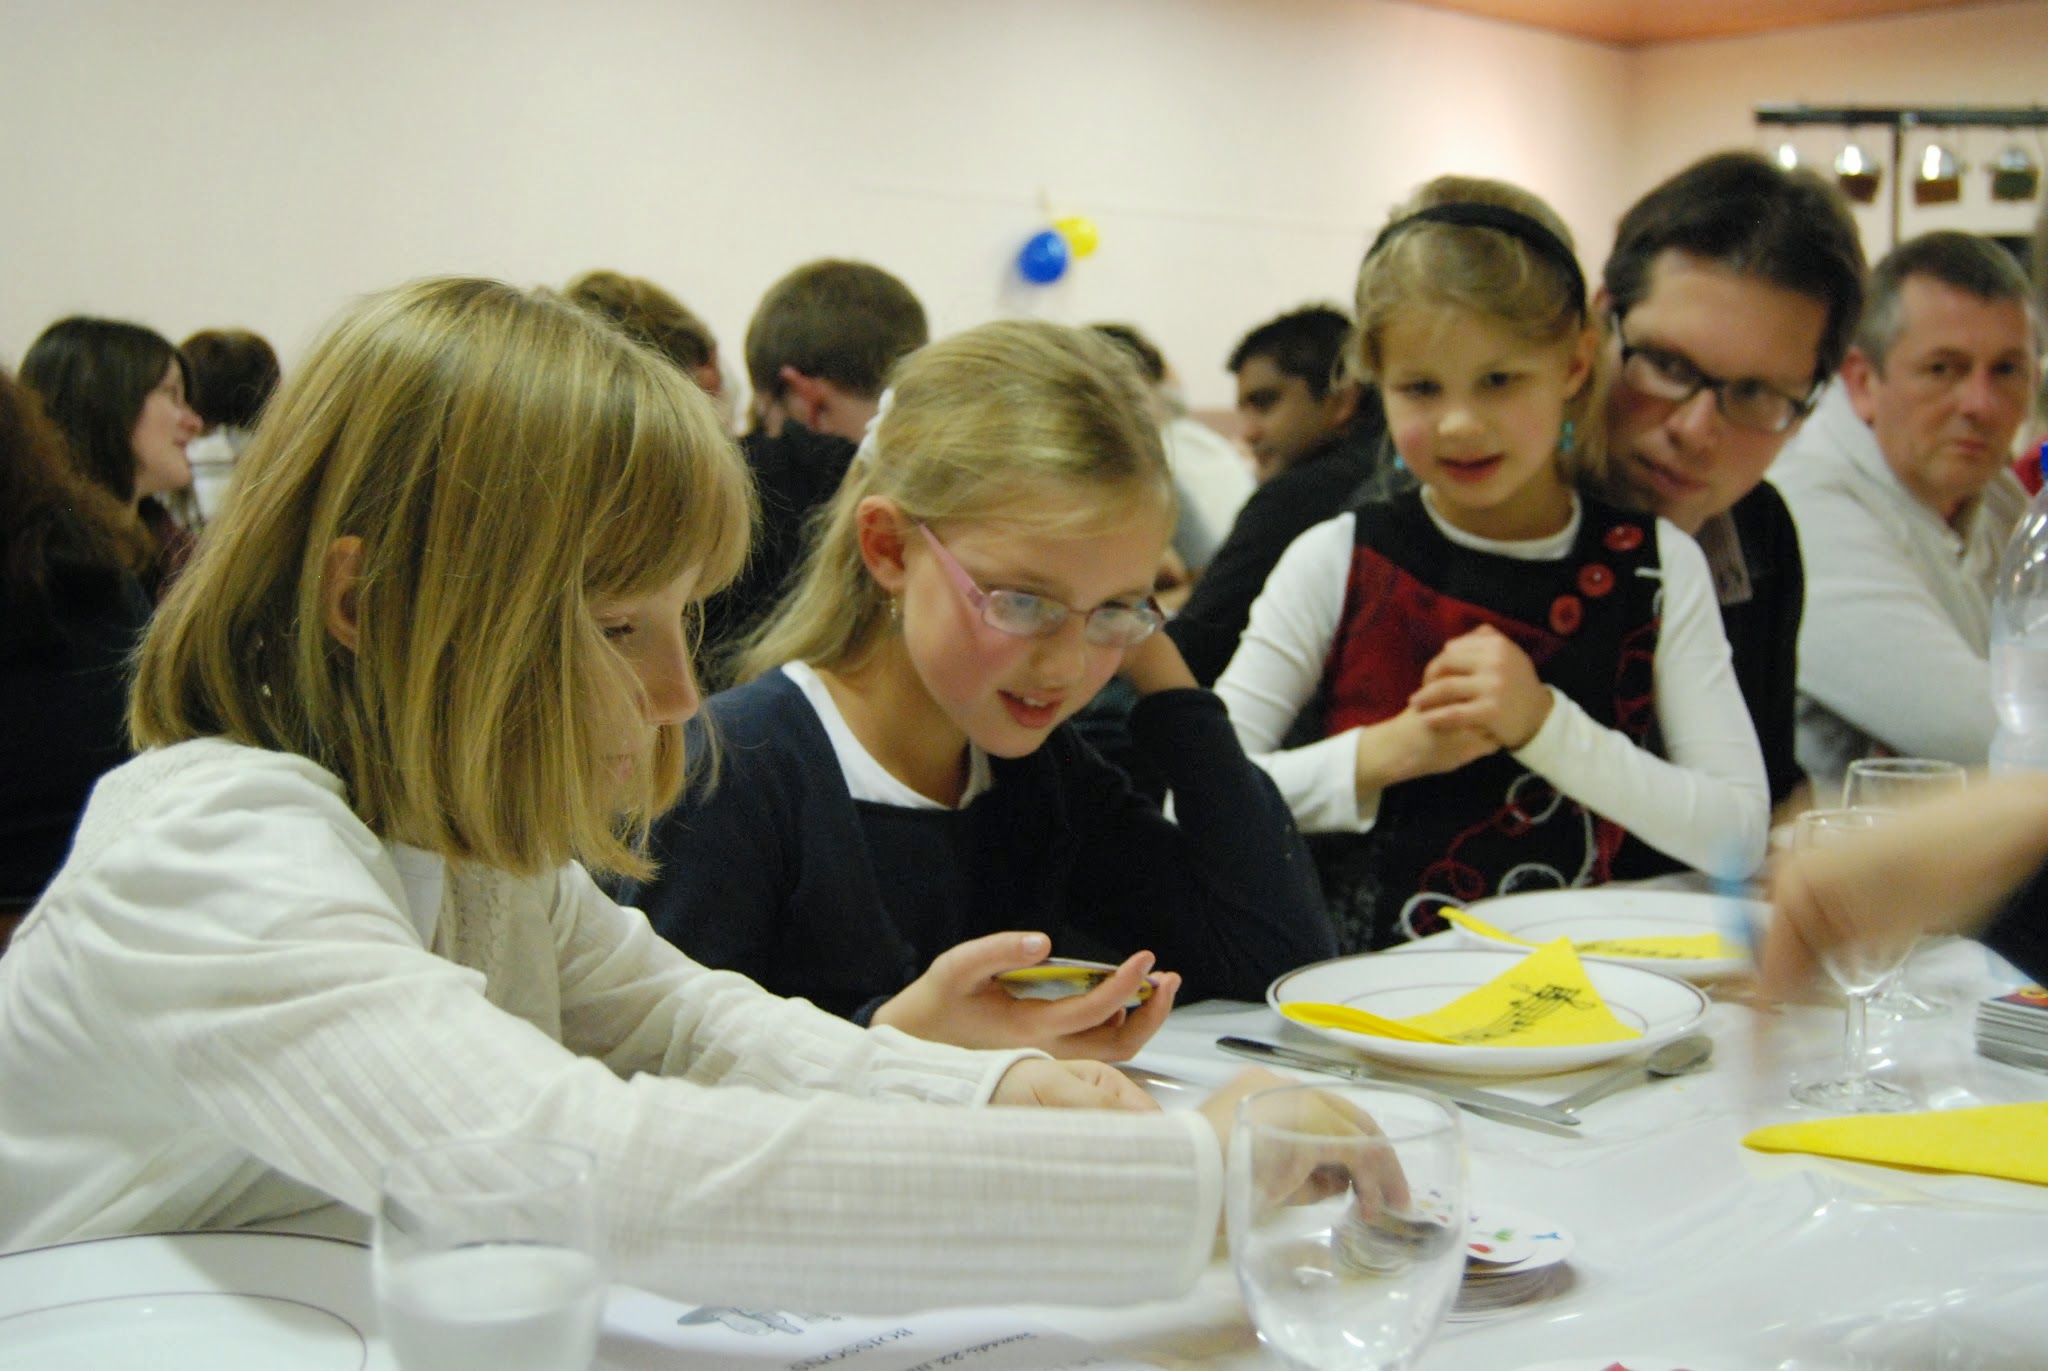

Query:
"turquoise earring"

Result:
[[1557, 419, 1577, 456]]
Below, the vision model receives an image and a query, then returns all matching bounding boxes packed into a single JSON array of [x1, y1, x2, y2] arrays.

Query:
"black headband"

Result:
[[1365, 202, 1587, 316]]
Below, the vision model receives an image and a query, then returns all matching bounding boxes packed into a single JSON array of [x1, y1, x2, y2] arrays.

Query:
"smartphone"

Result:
[[995, 957, 1156, 1007]]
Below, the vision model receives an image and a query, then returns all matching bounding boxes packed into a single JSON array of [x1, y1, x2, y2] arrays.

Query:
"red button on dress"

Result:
[[1578, 563, 1615, 598], [1550, 595, 1583, 634], [1603, 524, 1644, 553]]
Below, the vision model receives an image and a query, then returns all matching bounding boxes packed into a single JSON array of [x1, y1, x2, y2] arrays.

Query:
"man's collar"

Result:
[[1695, 509, 1752, 606]]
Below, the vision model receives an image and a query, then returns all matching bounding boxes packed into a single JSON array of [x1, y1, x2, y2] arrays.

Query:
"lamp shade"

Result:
[[1990, 144, 2040, 202], [1834, 142, 1882, 205], [1912, 141, 1962, 205]]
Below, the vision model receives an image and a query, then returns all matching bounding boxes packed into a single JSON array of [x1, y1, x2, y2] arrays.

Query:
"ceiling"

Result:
[[1392, 0, 2005, 47]]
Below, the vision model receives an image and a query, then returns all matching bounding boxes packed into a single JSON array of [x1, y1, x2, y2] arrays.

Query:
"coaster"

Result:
[[1453, 1204, 1575, 1319]]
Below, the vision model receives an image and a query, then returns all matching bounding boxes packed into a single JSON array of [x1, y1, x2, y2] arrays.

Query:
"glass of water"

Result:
[[1842, 758, 1968, 1018], [373, 1136, 605, 1371], [1788, 809, 1918, 1113], [1228, 1083, 1465, 1371]]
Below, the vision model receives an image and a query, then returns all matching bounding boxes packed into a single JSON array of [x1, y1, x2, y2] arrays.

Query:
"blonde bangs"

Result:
[[1354, 176, 1586, 381], [132, 277, 753, 882], [1355, 232, 1583, 379], [581, 363, 754, 604]]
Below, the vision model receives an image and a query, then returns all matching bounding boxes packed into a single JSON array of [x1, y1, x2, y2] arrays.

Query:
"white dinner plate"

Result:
[[1454, 888, 1763, 981], [0, 1231, 391, 1370], [1269, 948, 1710, 1076]]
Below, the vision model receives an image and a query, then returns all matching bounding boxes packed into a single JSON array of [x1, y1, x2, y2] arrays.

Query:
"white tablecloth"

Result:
[[252, 941, 2048, 1369], [1024, 938, 2048, 1369]]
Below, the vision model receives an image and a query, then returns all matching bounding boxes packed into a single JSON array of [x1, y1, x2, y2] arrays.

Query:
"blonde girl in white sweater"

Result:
[[0, 278, 1309, 1312]]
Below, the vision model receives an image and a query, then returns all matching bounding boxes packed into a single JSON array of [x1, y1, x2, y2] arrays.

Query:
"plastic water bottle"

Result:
[[1989, 441, 2048, 772]]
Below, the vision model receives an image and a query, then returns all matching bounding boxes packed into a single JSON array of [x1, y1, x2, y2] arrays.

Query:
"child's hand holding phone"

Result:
[[870, 932, 1180, 1062]]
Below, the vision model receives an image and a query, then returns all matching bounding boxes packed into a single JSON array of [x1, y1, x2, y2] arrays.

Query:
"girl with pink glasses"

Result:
[[625, 319, 1332, 1059]]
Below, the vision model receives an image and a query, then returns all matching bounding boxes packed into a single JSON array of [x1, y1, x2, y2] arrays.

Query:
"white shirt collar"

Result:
[[781, 661, 993, 810], [1419, 487, 1583, 561]]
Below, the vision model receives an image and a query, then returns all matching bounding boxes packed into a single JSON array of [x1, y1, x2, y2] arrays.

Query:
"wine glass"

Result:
[[1788, 809, 1917, 1114], [1841, 757, 1967, 811], [1228, 1083, 1466, 1371], [373, 1136, 606, 1371], [1842, 758, 1968, 1018]]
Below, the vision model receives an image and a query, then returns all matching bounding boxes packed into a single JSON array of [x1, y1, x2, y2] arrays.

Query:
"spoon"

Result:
[[1546, 1033, 1713, 1115]]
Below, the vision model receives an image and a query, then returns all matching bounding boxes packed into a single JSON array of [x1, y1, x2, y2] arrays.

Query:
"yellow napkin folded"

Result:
[[1743, 1102, 2048, 1187], [1447, 909, 1742, 962], [1281, 939, 1642, 1047]]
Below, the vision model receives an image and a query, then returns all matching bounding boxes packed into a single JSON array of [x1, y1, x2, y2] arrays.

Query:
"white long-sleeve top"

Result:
[[0, 739, 1219, 1312], [1214, 496, 1768, 878]]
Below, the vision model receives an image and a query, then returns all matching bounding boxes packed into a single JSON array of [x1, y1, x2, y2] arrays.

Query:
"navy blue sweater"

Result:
[[622, 670, 1333, 1021]]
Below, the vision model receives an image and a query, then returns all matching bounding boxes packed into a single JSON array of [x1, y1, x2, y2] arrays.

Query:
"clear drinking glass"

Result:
[[1788, 809, 1917, 1113], [1842, 758, 1968, 1018], [373, 1136, 605, 1371], [1228, 1084, 1466, 1371], [1840, 757, 1968, 811]]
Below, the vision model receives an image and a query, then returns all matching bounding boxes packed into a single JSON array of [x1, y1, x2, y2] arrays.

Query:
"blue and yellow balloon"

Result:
[[1015, 215, 1100, 285]]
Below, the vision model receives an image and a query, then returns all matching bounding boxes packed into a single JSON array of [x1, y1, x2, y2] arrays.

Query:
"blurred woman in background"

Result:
[[20, 316, 202, 598]]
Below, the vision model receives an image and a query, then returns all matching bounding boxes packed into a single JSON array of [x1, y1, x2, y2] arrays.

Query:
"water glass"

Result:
[[1840, 757, 1967, 811], [373, 1136, 605, 1371], [1842, 757, 1968, 1018], [1788, 810, 1916, 1113], [1228, 1084, 1466, 1371]]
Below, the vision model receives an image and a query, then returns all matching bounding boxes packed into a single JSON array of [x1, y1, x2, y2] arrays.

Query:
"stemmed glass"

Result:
[[373, 1136, 606, 1371], [1788, 809, 1918, 1113], [1228, 1084, 1466, 1371], [1841, 758, 1968, 1018]]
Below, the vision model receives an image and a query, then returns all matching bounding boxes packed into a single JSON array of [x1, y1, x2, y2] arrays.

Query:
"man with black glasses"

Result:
[[1592, 152, 1866, 809]]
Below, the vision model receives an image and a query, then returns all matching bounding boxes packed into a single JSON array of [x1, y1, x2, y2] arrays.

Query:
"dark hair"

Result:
[[0, 368, 149, 637], [743, 259, 928, 400], [179, 329, 280, 430], [1227, 305, 1353, 400], [562, 270, 718, 376], [1088, 322, 1167, 385], [20, 316, 190, 504], [1604, 150, 1866, 383], [1857, 230, 2040, 367]]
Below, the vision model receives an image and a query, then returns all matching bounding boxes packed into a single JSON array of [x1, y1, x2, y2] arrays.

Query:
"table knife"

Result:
[[1215, 1035, 1582, 1133]]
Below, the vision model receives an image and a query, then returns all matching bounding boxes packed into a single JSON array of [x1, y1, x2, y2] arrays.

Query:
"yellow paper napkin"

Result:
[[1408, 938, 1642, 1046], [1743, 1102, 2048, 1186], [1282, 940, 1643, 1047], [1447, 909, 1741, 962]]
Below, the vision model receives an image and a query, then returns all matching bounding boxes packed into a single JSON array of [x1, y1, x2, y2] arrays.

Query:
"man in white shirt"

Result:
[[1775, 231, 2039, 786]]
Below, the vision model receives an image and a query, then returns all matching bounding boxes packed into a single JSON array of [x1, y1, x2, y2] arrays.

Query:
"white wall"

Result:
[[0, 0, 1628, 409], [1626, 0, 2048, 259], [5, 1, 2044, 413]]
